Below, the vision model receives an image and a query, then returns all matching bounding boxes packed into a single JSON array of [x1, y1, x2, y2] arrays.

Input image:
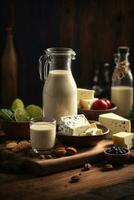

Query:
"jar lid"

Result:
[[45, 47, 76, 59]]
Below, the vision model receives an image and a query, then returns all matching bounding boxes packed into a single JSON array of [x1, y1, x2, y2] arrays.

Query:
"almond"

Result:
[[82, 163, 92, 171], [101, 163, 113, 171], [53, 149, 67, 157], [70, 174, 80, 183], [66, 147, 77, 156], [55, 146, 65, 151]]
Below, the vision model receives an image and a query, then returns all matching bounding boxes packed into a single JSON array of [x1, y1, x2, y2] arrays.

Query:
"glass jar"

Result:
[[111, 46, 133, 117], [39, 48, 77, 122]]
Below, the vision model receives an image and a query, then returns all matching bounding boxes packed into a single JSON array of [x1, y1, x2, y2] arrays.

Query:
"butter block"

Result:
[[59, 114, 91, 136], [112, 132, 134, 149], [99, 113, 131, 137], [80, 98, 98, 110]]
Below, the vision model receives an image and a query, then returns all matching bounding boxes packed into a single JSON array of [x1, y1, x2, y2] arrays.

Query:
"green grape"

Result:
[[11, 98, 24, 112], [15, 108, 30, 122], [25, 104, 43, 118]]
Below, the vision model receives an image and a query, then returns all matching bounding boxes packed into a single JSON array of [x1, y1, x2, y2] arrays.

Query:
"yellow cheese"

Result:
[[80, 98, 98, 110], [77, 88, 95, 108], [112, 132, 134, 149]]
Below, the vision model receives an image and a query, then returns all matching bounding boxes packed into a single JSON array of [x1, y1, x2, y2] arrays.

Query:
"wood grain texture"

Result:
[[0, 0, 134, 105], [0, 140, 112, 176], [0, 163, 134, 200]]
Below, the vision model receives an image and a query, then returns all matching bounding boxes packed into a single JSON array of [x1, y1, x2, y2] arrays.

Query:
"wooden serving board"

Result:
[[0, 139, 113, 176]]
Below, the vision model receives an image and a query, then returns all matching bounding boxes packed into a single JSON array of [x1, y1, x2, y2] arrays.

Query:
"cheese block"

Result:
[[99, 113, 131, 137], [59, 114, 91, 136], [112, 132, 134, 149], [80, 98, 98, 110], [77, 88, 95, 108]]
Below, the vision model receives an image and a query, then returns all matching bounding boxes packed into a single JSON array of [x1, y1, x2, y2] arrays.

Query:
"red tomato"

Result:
[[91, 99, 109, 110], [103, 99, 112, 109]]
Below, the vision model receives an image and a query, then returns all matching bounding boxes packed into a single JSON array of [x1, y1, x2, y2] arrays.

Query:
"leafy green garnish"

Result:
[[0, 108, 14, 121]]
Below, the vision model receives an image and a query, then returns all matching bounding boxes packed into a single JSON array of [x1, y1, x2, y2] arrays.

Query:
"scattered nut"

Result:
[[45, 154, 53, 159], [6, 142, 18, 150], [55, 146, 66, 151], [70, 174, 80, 183], [101, 163, 113, 171], [12, 140, 31, 152], [38, 154, 45, 159], [66, 147, 77, 156], [82, 163, 92, 171], [53, 149, 67, 157]]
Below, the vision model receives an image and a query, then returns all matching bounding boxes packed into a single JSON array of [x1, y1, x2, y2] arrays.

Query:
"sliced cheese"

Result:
[[99, 113, 131, 137], [80, 98, 98, 110], [59, 114, 91, 136], [112, 132, 134, 149]]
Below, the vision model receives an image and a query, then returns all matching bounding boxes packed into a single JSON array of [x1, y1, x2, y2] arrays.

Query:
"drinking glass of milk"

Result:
[[30, 117, 56, 154]]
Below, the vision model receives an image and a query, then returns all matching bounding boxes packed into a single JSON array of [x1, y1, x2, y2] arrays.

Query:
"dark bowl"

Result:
[[104, 147, 130, 165], [78, 103, 117, 121], [56, 124, 109, 148], [1, 120, 30, 139]]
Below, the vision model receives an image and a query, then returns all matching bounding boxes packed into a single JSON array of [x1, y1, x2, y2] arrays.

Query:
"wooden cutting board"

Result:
[[0, 140, 113, 176]]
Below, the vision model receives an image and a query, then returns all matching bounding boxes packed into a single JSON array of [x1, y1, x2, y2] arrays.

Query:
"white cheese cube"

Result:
[[99, 113, 131, 137], [59, 114, 91, 136], [80, 98, 98, 110], [84, 127, 103, 136], [112, 132, 134, 149]]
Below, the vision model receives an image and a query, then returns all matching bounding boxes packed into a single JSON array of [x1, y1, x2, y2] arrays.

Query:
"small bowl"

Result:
[[1, 120, 30, 139], [78, 103, 117, 121], [104, 147, 130, 165], [56, 124, 109, 148]]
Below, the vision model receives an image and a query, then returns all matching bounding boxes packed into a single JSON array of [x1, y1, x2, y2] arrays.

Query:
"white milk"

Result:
[[111, 86, 133, 117], [30, 122, 56, 151], [43, 70, 77, 122]]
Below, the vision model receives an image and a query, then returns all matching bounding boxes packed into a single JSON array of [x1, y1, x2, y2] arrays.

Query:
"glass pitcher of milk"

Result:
[[111, 46, 133, 117], [39, 48, 77, 122]]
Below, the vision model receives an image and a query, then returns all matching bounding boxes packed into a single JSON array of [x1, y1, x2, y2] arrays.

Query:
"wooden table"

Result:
[[0, 131, 134, 200], [0, 163, 134, 200]]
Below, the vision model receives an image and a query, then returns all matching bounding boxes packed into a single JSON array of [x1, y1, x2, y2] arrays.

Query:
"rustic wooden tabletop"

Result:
[[0, 159, 134, 200], [0, 130, 134, 200]]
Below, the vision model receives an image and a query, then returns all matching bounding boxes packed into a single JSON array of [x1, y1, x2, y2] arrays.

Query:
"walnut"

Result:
[[6, 141, 18, 150], [12, 140, 31, 152]]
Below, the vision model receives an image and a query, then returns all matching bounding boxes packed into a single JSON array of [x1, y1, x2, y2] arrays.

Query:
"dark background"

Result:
[[0, 0, 134, 107]]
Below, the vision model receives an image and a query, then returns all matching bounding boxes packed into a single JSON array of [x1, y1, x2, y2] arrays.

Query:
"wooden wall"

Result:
[[0, 0, 134, 106]]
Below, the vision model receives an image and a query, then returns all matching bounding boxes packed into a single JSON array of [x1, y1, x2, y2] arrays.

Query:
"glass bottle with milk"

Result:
[[39, 48, 77, 122], [111, 46, 133, 117]]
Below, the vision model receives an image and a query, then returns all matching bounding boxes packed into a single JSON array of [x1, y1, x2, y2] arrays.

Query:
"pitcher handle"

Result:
[[39, 55, 49, 81]]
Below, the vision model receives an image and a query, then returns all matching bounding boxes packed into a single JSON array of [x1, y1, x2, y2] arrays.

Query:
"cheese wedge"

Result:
[[112, 132, 134, 149], [99, 113, 131, 137], [80, 98, 98, 110]]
